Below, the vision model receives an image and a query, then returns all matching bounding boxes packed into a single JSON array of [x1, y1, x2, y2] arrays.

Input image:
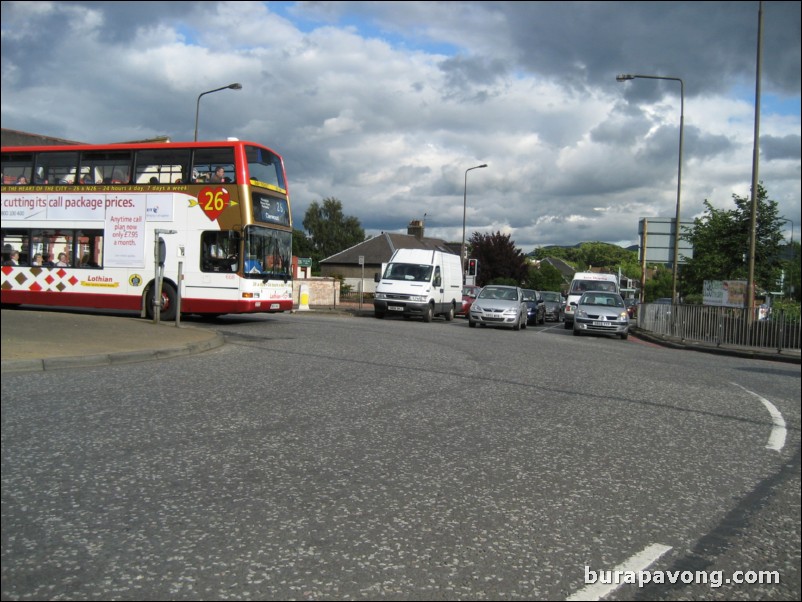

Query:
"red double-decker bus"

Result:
[[1, 139, 293, 319]]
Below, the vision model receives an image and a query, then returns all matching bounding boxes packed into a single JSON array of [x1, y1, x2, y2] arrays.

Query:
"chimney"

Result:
[[408, 219, 424, 240]]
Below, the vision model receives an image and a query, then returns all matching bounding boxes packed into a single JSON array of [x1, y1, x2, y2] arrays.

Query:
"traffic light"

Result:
[[467, 258, 478, 276]]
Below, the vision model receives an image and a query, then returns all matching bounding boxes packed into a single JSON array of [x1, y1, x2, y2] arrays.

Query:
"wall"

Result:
[[292, 277, 341, 308]]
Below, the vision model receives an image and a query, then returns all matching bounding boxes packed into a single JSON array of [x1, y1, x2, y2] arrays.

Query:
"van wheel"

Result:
[[423, 304, 433, 323], [374, 311, 385, 319], [444, 303, 455, 322]]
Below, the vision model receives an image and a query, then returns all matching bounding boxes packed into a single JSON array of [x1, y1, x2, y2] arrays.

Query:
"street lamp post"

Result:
[[617, 73, 684, 302], [461, 163, 488, 278], [194, 83, 243, 142]]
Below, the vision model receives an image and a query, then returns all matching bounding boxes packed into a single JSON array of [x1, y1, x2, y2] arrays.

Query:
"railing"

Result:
[[637, 303, 801, 352]]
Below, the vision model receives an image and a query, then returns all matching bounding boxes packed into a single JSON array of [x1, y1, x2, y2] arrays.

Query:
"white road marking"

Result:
[[731, 382, 787, 452], [566, 543, 672, 601]]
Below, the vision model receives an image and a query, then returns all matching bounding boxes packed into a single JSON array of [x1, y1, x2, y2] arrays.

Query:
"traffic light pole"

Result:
[[466, 258, 478, 286]]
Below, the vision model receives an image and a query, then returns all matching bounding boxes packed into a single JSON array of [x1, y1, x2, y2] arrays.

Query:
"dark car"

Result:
[[457, 285, 482, 317], [522, 289, 546, 325], [540, 291, 564, 321]]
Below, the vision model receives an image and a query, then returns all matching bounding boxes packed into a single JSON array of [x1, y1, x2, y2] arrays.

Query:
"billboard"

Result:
[[703, 280, 747, 307], [638, 217, 694, 264]]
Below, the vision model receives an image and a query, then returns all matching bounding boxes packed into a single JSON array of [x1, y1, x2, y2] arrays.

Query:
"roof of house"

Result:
[[321, 232, 456, 265]]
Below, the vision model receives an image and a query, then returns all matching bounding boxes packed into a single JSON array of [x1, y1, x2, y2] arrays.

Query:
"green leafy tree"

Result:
[[644, 266, 673, 301], [468, 231, 528, 287], [524, 261, 564, 292], [532, 242, 637, 274], [780, 241, 800, 302], [292, 228, 315, 258], [681, 184, 785, 296], [302, 198, 365, 263]]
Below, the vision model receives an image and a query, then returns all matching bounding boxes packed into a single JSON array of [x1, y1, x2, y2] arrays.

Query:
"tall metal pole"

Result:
[[461, 164, 487, 278], [616, 74, 684, 302], [194, 83, 243, 142], [746, 1, 763, 315]]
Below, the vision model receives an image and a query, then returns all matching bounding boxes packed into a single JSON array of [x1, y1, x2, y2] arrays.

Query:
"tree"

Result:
[[644, 266, 673, 301], [292, 228, 315, 259], [302, 198, 365, 263], [532, 242, 637, 273], [524, 261, 564, 292], [681, 184, 785, 297], [468, 231, 529, 287]]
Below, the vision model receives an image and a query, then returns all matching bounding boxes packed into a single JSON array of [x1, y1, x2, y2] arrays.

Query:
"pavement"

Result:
[[1, 308, 226, 373], [2, 307, 799, 374]]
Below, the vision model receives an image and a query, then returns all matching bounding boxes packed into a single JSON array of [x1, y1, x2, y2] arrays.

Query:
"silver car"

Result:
[[468, 285, 528, 330], [572, 291, 629, 339]]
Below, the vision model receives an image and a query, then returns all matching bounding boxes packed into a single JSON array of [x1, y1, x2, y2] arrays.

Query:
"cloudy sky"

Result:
[[2, 1, 800, 251]]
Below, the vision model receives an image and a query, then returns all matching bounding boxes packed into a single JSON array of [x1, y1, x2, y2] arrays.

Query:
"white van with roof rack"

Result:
[[563, 272, 619, 329]]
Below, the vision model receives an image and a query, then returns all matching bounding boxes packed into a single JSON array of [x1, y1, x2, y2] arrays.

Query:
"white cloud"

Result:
[[2, 0, 799, 250]]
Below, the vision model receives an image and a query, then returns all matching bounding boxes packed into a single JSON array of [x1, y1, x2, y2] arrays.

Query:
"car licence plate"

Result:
[[593, 321, 611, 326], [389, 305, 404, 311]]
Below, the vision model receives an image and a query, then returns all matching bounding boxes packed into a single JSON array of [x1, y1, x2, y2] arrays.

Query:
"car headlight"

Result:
[[576, 309, 588, 318], [619, 311, 628, 320]]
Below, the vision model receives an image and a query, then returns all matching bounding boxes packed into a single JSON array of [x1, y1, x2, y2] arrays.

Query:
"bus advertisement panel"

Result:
[[1, 140, 293, 319]]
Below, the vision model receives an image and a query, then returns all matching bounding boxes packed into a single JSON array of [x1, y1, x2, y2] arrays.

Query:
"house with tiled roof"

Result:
[[319, 220, 457, 293]]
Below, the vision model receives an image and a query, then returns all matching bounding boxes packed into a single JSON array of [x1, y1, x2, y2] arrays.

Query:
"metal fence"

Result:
[[637, 303, 801, 352]]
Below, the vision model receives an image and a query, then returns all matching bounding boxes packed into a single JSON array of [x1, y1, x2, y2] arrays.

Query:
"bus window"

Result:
[[75, 229, 104, 268], [133, 148, 190, 185], [2, 231, 29, 265], [33, 229, 74, 267], [1, 152, 34, 185], [192, 148, 236, 183], [246, 145, 285, 190], [80, 150, 132, 186], [34, 151, 79, 185], [201, 230, 240, 273]]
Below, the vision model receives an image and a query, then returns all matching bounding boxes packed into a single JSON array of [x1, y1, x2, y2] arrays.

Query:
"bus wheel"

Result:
[[146, 282, 178, 321]]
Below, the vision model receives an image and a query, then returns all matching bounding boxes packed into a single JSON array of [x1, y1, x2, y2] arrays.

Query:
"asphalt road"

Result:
[[2, 312, 799, 600]]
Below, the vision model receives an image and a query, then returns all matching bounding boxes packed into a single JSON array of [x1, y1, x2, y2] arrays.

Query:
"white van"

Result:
[[563, 271, 619, 328], [373, 249, 462, 322]]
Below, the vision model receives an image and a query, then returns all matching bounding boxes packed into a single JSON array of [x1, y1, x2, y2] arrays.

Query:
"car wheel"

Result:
[[564, 320, 572, 329], [573, 327, 580, 336], [620, 332, 628, 340], [469, 319, 476, 328]]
